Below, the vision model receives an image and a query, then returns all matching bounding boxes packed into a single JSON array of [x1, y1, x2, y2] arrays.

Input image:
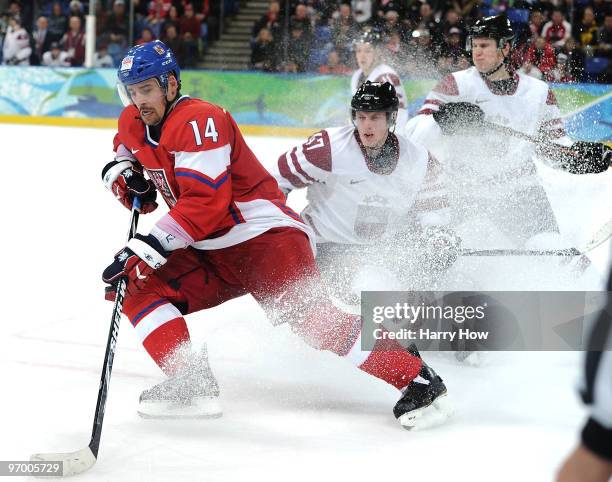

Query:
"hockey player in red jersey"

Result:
[[101, 40, 448, 429]]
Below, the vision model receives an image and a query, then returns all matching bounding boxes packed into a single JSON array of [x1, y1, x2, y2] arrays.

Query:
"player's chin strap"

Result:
[[480, 61, 505, 79]]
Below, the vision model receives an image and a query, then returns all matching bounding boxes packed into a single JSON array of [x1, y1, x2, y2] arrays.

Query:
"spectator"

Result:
[[93, 44, 114, 68], [595, 13, 612, 58], [2, 14, 31, 65], [437, 26, 469, 74], [318, 49, 351, 74], [383, 9, 405, 38], [331, 3, 359, 60], [252, 1, 283, 39], [285, 23, 310, 72], [352, 0, 372, 24], [148, 0, 173, 20], [250, 27, 277, 71], [137, 27, 156, 44], [68, 1, 84, 22], [61, 15, 86, 66], [451, 0, 480, 23], [550, 52, 575, 82], [179, 3, 202, 42], [95, 2, 109, 40], [291, 4, 312, 35], [181, 31, 199, 68], [162, 24, 186, 66], [560, 37, 586, 81], [589, 0, 608, 26], [541, 9, 572, 49], [405, 28, 440, 78], [32, 15, 52, 66], [521, 36, 557, 80], [42, 41, 70, 66], [161, 5, 181, 40], [529, 10, 546, 39], [416, 3, 442, 46], [574, 7, 599, 49], [47, 1, 68, 44], [107, 0, 130, 64], [440, 9, 466, 40]]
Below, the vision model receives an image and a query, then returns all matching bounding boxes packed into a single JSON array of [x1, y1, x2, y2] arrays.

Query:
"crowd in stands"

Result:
[[250, 0, 611, 83], [0, 0, 235, 67], [0, 0, 609, 83]]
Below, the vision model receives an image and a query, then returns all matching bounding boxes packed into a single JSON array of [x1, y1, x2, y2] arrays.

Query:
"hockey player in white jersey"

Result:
[[272, 81, 455, 429], [405, 14, 610, 248], [351, 29, 409, 128]]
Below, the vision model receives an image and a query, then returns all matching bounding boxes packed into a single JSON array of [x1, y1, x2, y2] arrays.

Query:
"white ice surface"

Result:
[[0, 125, 610, 482]]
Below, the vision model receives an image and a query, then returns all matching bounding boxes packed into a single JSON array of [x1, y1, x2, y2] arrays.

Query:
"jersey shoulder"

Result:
[[517, 72, 550, 98], [117, 104, 145, 146], [163, 97, 232, 151]]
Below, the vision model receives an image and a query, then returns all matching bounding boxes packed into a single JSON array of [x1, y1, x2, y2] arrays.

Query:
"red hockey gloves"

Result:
[[102, 159, 158, 214], [102, 234, 169, 292], [433, 102, 485, 135]]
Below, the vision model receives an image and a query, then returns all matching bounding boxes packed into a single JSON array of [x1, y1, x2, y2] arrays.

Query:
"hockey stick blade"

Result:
[[30, 447, 96, 477]]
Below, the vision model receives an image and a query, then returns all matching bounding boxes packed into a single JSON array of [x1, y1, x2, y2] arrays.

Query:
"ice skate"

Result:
[[138, 346, 222, 419], [393, 362, 451, 430]]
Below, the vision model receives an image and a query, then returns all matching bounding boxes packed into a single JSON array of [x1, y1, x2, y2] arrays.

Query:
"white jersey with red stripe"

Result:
[[405, 66, 570, 198], [114, 96, 314, 253], [351, 64, 409, 127], [271, 125, 448, 245]]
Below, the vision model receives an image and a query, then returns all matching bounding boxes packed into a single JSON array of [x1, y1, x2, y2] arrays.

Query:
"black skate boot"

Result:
[[393, 361, 451, 430], [138, 346, 222, 419]]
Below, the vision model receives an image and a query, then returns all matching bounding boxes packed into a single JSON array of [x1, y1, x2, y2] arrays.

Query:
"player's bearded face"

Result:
[[355, 111, 389, 148], [471, 38, 504, 73], [356, 44, 376, 73], [127, 79, 168, 126]]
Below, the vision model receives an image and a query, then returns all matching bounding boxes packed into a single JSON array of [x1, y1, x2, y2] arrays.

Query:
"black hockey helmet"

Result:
[[351, 81, 399, 126], [466, 14, 514, 51], [353, 27, 385, 48]]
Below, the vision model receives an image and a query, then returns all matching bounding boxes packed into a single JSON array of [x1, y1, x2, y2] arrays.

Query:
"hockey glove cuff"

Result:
[[102, 233, 169, 292], [102, 159, 158, 213]]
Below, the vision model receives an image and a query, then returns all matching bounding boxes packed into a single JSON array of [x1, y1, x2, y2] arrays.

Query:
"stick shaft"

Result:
[[89, 203, 140, 457]]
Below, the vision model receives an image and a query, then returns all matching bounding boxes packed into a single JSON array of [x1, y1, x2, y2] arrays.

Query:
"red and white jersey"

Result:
[[351, 64, 409, 127], [114, 96, 314, 252], [271, 125, 448, 245], [405, 66, 570, 197]]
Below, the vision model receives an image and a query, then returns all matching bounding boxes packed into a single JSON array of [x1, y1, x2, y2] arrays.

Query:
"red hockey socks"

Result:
[[295, 306, 422, 390], [124, 298, 191, 376]]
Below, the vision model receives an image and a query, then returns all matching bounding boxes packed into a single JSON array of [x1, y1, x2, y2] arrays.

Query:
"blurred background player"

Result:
[[101, 41, 449, 429], [351, 29, 409, 128], [271, 80, 454, 427], [405, 14, 610, 253]]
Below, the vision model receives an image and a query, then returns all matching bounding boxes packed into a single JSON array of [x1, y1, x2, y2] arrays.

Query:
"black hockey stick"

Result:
[[482, 120, 610, 172], [322, 218, 612, 258], [460, 218, 612, 256], [30, 199, 141, 476]]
